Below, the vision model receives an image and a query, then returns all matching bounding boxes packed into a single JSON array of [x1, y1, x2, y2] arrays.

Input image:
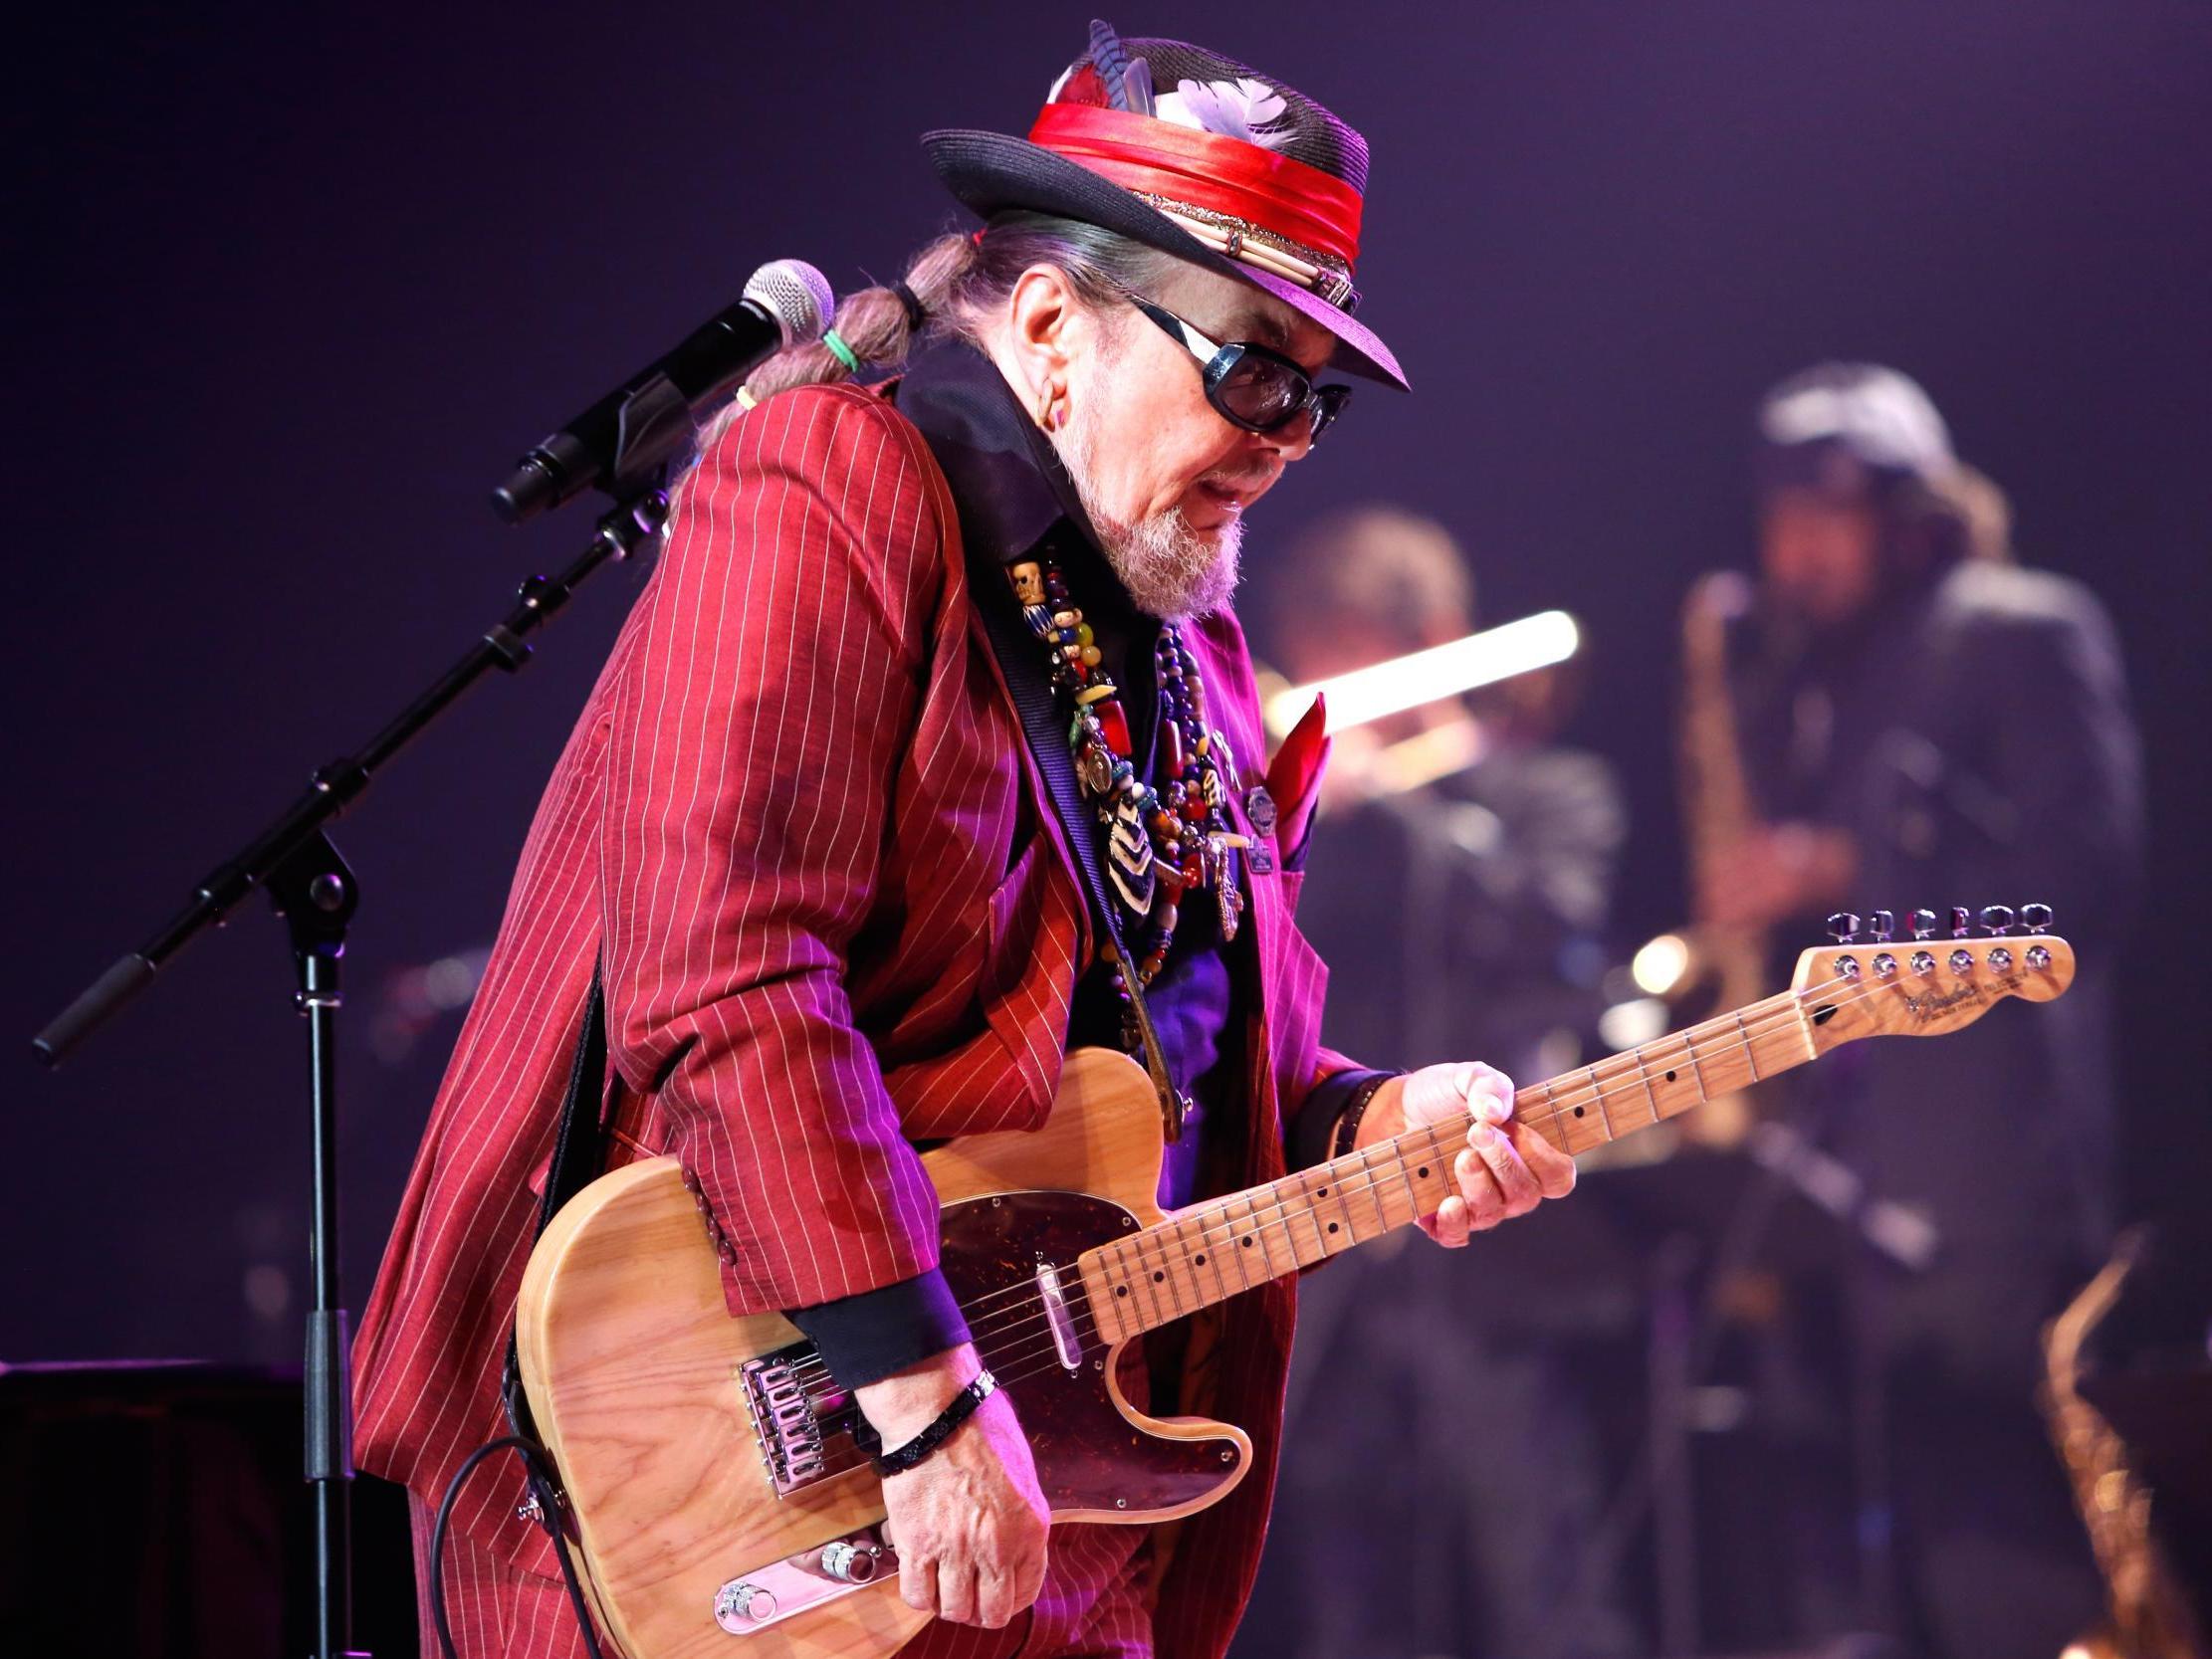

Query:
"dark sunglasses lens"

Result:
[[1214, 353, 1311, 430], [1309, 385, 1352, 444]]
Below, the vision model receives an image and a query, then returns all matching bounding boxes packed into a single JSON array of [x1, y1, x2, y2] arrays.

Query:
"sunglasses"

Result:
[[1125, 295, 1352, 447]]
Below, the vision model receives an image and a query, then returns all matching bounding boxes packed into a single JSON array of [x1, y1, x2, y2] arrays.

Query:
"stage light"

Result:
[[1262, 610, 1582, 737], [1631, 933, 1692, 997], [1599, 996, 1668, 1051]]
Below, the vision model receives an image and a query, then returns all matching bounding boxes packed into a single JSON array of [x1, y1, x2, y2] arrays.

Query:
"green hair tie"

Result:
[[820, 328, 861, 373]]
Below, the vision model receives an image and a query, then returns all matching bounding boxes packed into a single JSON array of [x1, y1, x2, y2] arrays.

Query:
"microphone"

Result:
[[491, 258, 834, 523]]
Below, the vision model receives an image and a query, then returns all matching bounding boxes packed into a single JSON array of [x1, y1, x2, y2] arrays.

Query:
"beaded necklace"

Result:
[[1007, 553, 1247, 1017]]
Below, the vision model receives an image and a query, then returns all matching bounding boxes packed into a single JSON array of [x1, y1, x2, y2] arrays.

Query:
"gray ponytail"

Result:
[[683, 213, 1179, 462]]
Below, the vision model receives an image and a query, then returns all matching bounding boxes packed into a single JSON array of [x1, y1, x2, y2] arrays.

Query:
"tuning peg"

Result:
[[1980, 904, 2016, 936], [1827, 912, 1863, 943], [1949, 906, 1972, 939], [2021, 903, 2054, 933], [1910, 908, 1939, 941], [1868, 909, 1896, 942]]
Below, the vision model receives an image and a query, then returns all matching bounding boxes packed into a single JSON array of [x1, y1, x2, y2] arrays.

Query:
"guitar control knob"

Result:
[[717, 1581, 777, 1626], [820, 1541, 881, 1583], [1827, 912, 1863, 943], [1868, 909, 1896, 942], [1910, 908, 1939, 941], [2021, 903, 2054, 933], [1949, 906, 1972, 939], [1980, 905, 2016, 936]]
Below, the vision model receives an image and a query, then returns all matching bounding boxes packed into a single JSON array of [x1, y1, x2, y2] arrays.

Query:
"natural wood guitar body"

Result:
[[517, 923, 2071, 1656], [516, 1048, 1247, 1659]]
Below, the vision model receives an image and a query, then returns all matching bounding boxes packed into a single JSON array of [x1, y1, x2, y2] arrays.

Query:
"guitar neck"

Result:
[[1081, 985, 1819, 1343]]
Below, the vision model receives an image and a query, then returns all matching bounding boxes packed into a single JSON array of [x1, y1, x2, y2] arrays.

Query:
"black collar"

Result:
[[893, 336, 1084, 565], [893, 337, 1158, 743]]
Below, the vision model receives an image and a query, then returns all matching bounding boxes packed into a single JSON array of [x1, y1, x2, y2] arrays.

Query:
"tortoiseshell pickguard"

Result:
[[937, 1189, 1243, 1517]]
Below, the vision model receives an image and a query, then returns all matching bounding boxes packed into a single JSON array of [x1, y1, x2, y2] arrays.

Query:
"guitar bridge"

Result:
[[739, 1351, 828, 1495]]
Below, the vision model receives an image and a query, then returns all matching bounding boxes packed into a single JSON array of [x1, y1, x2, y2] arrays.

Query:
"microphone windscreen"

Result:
[[744, 259, 834, 346]]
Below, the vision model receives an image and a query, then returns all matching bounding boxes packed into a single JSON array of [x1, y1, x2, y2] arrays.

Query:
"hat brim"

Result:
[[922, 127, 1407, 390]]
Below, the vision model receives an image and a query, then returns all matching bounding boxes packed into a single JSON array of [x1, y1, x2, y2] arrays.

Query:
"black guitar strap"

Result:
[[963, 521, 1190, 1140], [501, 962, 611, 1446], [448, 968, 610, 1659]]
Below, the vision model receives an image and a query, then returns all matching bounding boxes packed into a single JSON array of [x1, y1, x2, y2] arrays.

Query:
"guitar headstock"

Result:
[[1792, 904, 2074, 1052]]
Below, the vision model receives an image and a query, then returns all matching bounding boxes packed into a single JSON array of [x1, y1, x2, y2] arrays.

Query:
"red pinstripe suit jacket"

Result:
[[354, 382, 1344, 1659]]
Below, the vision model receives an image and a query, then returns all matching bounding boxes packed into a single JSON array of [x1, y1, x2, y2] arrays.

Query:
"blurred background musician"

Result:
[[1698, 362, 2144, 1657], [1257, 505, 1625, 1082], [1231, 506, 1637, 1659]]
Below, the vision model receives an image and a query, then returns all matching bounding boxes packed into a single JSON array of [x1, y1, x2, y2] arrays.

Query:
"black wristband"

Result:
[[1330, 1071, 1399, 1160], [870, 1369, 997, 1477]]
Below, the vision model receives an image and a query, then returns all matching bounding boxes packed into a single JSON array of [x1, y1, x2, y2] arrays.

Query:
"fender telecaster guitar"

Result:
[[516, 909, 2073, 1657]]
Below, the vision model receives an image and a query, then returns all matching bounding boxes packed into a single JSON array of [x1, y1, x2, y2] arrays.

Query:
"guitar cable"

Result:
[[429, 1434, 611, 1659]]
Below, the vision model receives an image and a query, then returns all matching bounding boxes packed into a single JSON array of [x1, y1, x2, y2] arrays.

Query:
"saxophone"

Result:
[[2042, 1232, 2208, 1659], [1640, 571, 1770, 1146]]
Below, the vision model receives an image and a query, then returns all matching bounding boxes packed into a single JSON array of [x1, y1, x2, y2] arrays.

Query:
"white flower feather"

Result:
[[1156, 76, 1290, 148]]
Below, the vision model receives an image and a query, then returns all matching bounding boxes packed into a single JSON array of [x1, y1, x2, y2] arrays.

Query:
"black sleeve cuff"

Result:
[[1286, 1068, 1399, 1171], [786, 1267, 972, 1391]]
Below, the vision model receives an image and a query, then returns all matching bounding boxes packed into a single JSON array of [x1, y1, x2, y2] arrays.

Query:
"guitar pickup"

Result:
[[1035, 1258, 1083, 1371]]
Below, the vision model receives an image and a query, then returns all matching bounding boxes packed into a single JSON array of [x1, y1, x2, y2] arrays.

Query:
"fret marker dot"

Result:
[[1152, 1271, 1164, 1282], [1116, 1286, 1128, 1297], [1195, 1254, 1206, 1266], [1316, 1187, 1327, 1197], [1326, 1222, 1339, 1234], [1664, 1070, 1677, 1083], [1573, 1106, 1585, 1118], [1242, 1237, 1253, 1248], [1418, 1166, 1430, 1178]]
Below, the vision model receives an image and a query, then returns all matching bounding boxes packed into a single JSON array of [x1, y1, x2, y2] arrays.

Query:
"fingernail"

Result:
[[1470, 1121, 1498, 1147], [1479, 1096, 1511, 1124]]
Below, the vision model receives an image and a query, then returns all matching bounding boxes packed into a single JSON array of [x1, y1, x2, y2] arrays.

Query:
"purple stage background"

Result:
[[11, 0, 2209, 1398]]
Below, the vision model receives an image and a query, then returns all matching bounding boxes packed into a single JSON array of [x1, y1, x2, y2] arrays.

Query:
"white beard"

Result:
[[1057, 391, 1243, 623]]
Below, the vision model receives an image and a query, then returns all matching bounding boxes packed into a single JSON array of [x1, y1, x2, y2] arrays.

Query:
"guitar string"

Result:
[[783, 963, 1980, 1477], [779, 971, 1897, 1406], [777, 969, 1893, 1396], [778, 966, 1900, 1394]]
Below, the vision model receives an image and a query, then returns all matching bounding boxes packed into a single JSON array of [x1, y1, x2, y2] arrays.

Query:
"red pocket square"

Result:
[[1265, 692, 1331, 854]]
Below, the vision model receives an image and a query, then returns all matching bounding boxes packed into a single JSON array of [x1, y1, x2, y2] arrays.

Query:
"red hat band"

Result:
[[1026, 103, 1363, 310]]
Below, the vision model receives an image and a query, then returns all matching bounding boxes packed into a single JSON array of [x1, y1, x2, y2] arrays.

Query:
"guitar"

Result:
[[516, 912, 2074, 1657]]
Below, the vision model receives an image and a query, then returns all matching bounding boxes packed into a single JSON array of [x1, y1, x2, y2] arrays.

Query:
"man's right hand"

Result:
[[853, 1343, 1049, 1629]]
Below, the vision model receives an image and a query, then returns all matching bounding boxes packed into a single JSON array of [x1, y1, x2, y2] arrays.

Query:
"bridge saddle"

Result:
[[739, 1350, 829, 1496]]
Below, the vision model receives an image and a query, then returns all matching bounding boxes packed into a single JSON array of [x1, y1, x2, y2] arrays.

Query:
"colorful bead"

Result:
[[1006, 551, 1235, 998]]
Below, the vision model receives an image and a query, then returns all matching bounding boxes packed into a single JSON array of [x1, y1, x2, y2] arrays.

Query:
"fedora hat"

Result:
[[923, 21, 1406, 389]]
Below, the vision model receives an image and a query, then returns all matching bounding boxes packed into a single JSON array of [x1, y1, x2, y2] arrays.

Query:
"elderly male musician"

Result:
[[354, 26, 1575, 1659], [1696, 363, 2142, 1657]]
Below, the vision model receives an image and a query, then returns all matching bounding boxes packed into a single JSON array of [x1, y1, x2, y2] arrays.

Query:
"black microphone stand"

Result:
[[31, 374, 694, 1659]]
